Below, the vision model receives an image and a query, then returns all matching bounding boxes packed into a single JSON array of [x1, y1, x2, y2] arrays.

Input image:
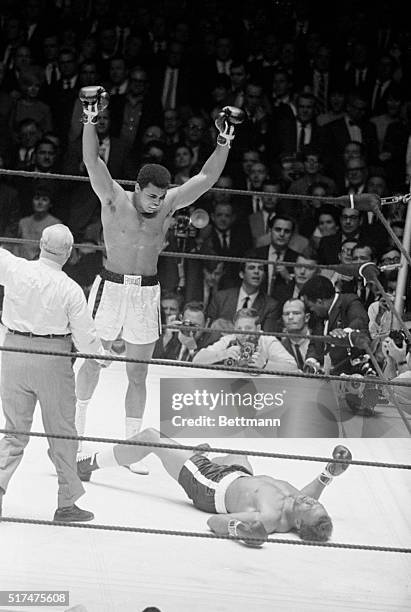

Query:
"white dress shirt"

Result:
[[345, 116, 362, 142], [236, 286, 258, 312], [0, 249, 101, 354]]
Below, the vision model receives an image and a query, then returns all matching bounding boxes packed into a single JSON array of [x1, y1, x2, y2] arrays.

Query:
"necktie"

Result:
[[372, 81, 382, 111], [317, 73, 326, 112], [265, 215, 273, 233], [164, 69, 176, 109], [292, 342, 305, 370], [298, 124, 306, 152], [63, 79, 70, 90], [221, 231, 228, 250], [50, 63, 58, 85], [242, 296, 250, 309], [253, 196, 262, 214]]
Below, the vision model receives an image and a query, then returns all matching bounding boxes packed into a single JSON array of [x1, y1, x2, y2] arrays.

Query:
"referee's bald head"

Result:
[[40, 224, 74, 262]]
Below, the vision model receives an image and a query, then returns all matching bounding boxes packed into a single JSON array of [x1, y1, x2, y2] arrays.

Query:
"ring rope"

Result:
[[1, 344, 410, 388], [1, 235, 402, 273], [166, 322, 375, 344], [2, 166, 410, 265], [1, 428, 409, 469], [0, 516, 409, 552], [0, 167, 409, 205]]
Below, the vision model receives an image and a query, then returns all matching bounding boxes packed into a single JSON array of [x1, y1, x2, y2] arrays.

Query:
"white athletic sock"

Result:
[[96, 446, 119, 468], [125, 417, 142, 439], [75, 399, 90, 453]]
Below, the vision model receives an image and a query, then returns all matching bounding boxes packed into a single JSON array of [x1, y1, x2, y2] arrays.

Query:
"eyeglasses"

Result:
[[381, 256, 400, 265]]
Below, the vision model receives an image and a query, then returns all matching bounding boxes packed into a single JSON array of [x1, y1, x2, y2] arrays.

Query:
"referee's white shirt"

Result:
[[0, 249, 101, 354]]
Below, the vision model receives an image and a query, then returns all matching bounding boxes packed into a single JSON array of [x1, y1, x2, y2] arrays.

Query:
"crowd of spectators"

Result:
[[0, 0, 410, 392]]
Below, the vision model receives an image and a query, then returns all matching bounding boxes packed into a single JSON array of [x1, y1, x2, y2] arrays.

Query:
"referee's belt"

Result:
[[7, 329, 71, 339], [100, 268, 159, 286]]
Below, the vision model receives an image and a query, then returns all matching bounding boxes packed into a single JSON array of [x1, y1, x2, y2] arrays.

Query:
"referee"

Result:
[[0, 224, 105, 522]]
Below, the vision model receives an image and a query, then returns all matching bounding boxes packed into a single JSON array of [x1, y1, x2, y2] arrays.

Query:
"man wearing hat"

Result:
[[0, 224, 106, 522]]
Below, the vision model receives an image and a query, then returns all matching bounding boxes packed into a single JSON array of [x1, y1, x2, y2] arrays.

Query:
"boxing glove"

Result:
[[318, 445, 352, 485], [79, 86, 110, 124], [228, 519, 268, 547], [215, 106, 245, 147]]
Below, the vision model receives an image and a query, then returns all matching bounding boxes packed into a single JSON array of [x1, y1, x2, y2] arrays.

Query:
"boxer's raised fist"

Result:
[[319, 445, 352, 485], [79, 86, 109, 124], [215, 106, 245, 147]]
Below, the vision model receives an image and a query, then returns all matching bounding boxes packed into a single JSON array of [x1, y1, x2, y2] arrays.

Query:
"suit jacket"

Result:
[[207, 287, 281, 332], [153, 331, 209, 361], [150, 65, 193, 110], [306, 293, 369, 372], [317, 228, 387, 265], [0, 182, 21, 237], [201, 226, 252, 290], [323, 115, 379, 166], [271, 116, 324, 160], [251, 245, 299, 298], [47, 81, 79, 148]]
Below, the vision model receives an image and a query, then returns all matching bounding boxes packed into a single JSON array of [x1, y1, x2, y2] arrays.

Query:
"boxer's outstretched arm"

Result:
[[169, 144, 231, 211], [299, 478, 327, 500], [82, 122, 118, 205]]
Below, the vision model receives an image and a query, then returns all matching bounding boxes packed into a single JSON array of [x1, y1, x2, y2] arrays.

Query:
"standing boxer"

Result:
[[75, 87, 243, 473]]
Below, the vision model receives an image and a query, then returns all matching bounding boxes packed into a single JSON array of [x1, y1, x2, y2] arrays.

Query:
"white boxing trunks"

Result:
[[88, 268, 161, 344]]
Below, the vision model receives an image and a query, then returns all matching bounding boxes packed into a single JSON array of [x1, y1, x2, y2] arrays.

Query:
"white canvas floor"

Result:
[[0, 354, 410, 612]]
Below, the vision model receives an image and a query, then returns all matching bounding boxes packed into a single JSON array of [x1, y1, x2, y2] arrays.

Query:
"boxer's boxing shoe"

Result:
[[53, 504, 94, 522]]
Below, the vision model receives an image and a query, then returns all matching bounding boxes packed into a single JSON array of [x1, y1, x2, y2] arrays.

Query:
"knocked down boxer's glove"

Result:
[[318, 445, 352, 486], [79, 85, 110, 124], [215, 105, 245, 147], [227, 519, 268, 547]]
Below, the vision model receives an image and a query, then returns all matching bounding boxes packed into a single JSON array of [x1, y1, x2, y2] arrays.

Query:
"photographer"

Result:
[[381, 332, 411, 412], [153, 301, 209, 362], [193, 307, 298, 372]]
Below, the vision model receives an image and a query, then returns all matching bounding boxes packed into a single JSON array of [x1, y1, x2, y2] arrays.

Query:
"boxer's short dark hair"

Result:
[[137, 163, 171, 189], [299, 515, 333, 541]]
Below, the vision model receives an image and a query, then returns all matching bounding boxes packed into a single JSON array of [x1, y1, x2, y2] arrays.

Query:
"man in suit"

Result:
[[200, 201, 251, 290], [317, 206, 385, 264], [351, 242, 379, 309], [207, 261, 280, 332], [248, 179, 281, 247], [281, 298, 311, 369], [151, 41, 193, 113], [269, 252, 319, 318], [323, 90, 379, 168], [153, 301, 209, 361], [251, 214, 300, 299], [271, 91, 324, 161], [47, 47, 80, 148], [108, 66, 163, 160], [300, 275, 369, 375]]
